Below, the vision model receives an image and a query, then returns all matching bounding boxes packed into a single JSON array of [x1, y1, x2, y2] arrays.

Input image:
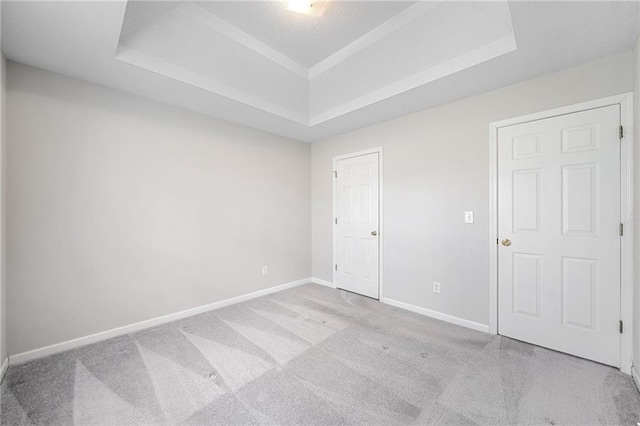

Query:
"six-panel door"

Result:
[[498, 105, 621, 367], [335, 153, 380, 299]]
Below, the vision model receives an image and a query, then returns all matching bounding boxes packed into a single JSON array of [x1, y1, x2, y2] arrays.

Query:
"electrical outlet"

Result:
[[262, 266, 268, 276], [433, 281, 441, 294]]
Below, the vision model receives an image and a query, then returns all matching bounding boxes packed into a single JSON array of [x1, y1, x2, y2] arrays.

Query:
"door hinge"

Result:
[[620, 125, 624, 139], [335, 264, 338, 271], [333, 171, 337, 178], [620, 223, 624, 236], [335, 217, 338, 225], [620, 320, 624, 334]]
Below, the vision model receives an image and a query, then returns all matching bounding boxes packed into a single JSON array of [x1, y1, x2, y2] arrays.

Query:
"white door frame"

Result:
[[489, 93, 634, 374], [333, 147, 384, 300]]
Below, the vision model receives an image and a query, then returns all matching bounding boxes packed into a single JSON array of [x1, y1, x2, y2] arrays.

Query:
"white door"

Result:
[[498, 105, 621, 367], [335, 152, 380, 299]]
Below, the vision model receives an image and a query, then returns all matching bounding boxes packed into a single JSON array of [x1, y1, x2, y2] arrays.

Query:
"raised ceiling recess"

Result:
[[116, 0, 516, 126]]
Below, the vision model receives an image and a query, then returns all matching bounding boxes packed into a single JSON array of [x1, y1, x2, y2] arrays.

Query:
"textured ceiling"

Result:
[[195, 1, 416, 68], [1, 1, 639, 142]]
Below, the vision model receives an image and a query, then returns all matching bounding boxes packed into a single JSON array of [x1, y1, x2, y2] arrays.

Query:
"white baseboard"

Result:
[[382, 297, 490, 334], [632, 366, 640, 393], [0, 357, 8, 383], [311, 277, 336, 289], [9, 277, 312, 365]]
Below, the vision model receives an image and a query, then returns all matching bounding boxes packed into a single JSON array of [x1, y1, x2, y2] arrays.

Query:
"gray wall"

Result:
[[312, 51, 634, 327], [634, 36, 640, 377], [7, 63, 311, 356], [0, 53, 6, 364]]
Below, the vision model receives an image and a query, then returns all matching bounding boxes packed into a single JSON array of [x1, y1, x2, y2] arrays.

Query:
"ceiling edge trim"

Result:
[[309, 33, 517, 126], [112, 0, 129, 56], [116, 45, 309, 125], [177, 1, 309, 79], [308, 1, 443, 80]]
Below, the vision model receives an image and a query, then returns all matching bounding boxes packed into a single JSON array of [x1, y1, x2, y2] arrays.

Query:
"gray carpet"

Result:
[[1, 283, 639, 425]]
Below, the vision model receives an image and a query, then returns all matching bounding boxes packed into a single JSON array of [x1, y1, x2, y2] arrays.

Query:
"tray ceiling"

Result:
[[195, 1, 417, 68], [116, 0, 516, 126], [2, 1, 639, 142]]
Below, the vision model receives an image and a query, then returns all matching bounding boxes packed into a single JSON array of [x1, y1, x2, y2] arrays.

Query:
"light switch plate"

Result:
[[464, 211, 474, 224]]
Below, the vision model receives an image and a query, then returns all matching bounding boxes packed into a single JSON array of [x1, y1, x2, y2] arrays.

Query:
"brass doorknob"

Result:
[[371, 230, 378, 236], [501, 239, 511, 247]]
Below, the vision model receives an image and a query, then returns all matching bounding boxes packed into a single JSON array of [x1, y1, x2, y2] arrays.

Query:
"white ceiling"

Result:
[[194, 1, 416, 68], [2, 1, 639, 142]]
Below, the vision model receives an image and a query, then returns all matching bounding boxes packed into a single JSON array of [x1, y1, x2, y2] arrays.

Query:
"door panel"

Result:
[[512, 252, 542, 318], [513, 168, 541, 233], [498, 105, 620, 367], [335, 153, 379, 299]]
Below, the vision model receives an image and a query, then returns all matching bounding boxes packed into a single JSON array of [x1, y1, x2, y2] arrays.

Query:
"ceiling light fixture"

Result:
[[287, 0, 314, 15], [286, 0, 329, 17]]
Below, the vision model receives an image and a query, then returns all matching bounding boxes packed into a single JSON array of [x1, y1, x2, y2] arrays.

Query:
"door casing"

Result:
[[333, 147, 384, 300], [489, 93, 634, 374]]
